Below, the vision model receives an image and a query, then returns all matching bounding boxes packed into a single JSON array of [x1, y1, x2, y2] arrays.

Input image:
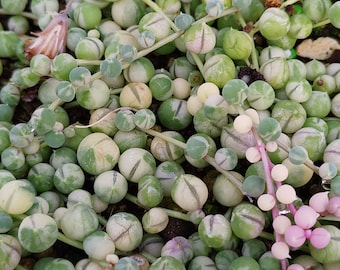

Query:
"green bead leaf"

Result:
[[69, 66, 91, 87], [55, 81, 76, 102], [133, 109, 156, 129], [44, 130, 66, 148], [186, 135, 210, 160], [174, 13, 194, 30], [288, 146, 309, 165], [222, 79, 249, 105], [242, 175, 266, 198], [257, 117, 282, 141], [120, 44, 137, 62], [115, 109, 136, 132], [100, 58, 122, 78], [214, 147, 238, 171]]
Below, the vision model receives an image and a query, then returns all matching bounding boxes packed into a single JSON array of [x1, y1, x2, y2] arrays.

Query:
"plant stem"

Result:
[[48, 98, 63, 111], [160, 207, 191, 221], [189, 52, 205, 75], [90, 71, 104, 81], [235, 11, 247, 28], [57, 232, 83, 250], [142, 0, 180, 32], [76, 59, 102, 66], [140, 128, 187, 149], [15, 265, 29, 270], [313, 19, 331, 28], [75, 7, 239, 83], [204, 155, 246, 195], [249, 36, 260, 71], [123, 30, 185, 68], [254, 131, 283, 235], [124, 192, 140, 205], [194, 7, 240, 25], [183, 2, 191, 14], [259, 230, 275, 241], [248, 21, 260, 37], [139, 251, 158, 263], [111, 88, 123, 95], [0, 9, 38, 20], [140, 125, 246, 195], [97, 214, 108, 226], [319, 215, 340, 222], [71, 106, 136, 129], [275, 140, 320, 174], [124, 193, 191, 221]]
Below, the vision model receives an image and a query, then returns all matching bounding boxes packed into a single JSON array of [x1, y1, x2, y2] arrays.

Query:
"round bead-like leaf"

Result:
[[258, 117, 282, 141], [18, 213, 58, 253]]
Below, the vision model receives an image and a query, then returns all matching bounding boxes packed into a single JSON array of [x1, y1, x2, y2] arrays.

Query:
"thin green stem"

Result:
[[78, 32, 184, 79], [90, 71, 104, 82], [11, 214, 26, 221], [12, 214, 84, 251], [189, 52, 205, 75], [249, 37, 260, 71], [124, 193, 191, 221], [259, 231, 275, 241], [0, 9, 38, 20], [97, 214, 108, 226], [142, 0, 180, 32], [139, 116, 248, 197], [71, 107, 136, 129], [76, 59, 102, 66], [194, 7, 240, 25], [183, 3, 191, 15], [57, 232, 83, 250], [275, 140, 320, 174], [139, 251, 158, 263], [125, 192, 140, 205], [313, 19, 331, 28], [48, 98, 63, 111], [110, 88, 123, 95], [235, 11, 247, 28], [319, 215, 340, 222], [248, 21, 260, 37], [160, 207, 191, 221], [122, 30, 185, 69], [224, 207, 233, 220], [299, 245, 311, 254], [75, 7, 239, 82], [63, 100, 80, 109], [15, 265, 29, 270], [203, 155, 246, 195], [77, 31, 185, 84], [139, 128, 187, 149], [231, 104, 246, 115]]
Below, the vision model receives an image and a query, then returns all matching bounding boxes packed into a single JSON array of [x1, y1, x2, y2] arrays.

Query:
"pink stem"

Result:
[[255, 132, 287, 270]]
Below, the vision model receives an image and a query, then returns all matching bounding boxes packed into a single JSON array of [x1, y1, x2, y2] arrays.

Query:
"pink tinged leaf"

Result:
[[309, 227, 331, 249], [326, 196, 340, 217], [284, 225, 306, 248], [271, 241, 291, 260], [272, 215, 291, 235], [287, 264, 304, 270], [309, 191, 329, 213], [294, 206, 319, 229]]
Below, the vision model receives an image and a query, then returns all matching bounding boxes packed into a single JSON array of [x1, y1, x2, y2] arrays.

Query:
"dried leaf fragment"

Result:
[[296, 37, 340, 60], [24, 2, 73, 60]]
